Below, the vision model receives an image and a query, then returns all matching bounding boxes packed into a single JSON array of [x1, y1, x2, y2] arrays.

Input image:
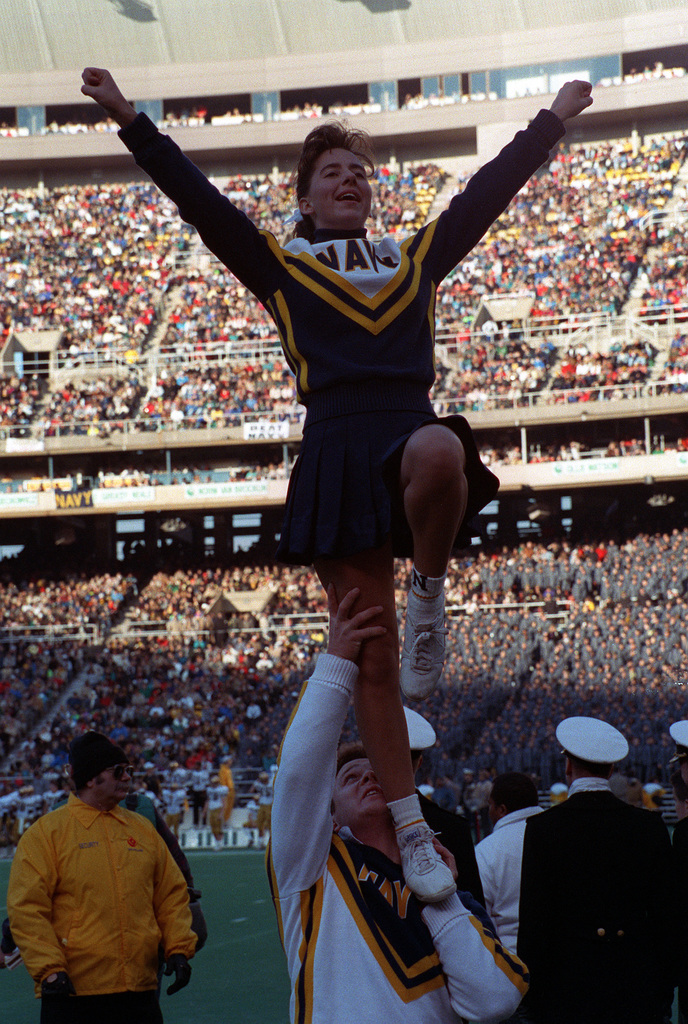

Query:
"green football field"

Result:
[[1, 850, 680, 1023], [0, 850, 291, 1024]]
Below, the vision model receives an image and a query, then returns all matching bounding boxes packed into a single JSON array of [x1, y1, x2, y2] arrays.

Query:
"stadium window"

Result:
[[232, 513, 261, 528], [251, 91, 279, 122], [17, 105, 45, 134], [281, 81, 367, 116], [233, 535, 260, 553], [398, 77, 421, 108], [136, 99, 163, 124], [468, 72, 487, 100], [0, 107, 16, 131], [549, 71, 590, 93], [516, 519, 541, 538], [505, 74, 548, 99], [442, 74, 461, 101], [422, 77, 440, 100], [0, 545, 24, 562], [115, 517, 145, 534], [369, 80, 397, 112]]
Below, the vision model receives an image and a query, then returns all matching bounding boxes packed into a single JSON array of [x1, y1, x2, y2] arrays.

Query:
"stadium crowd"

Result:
[[1, 128, 686, 449], [0, 182, 194, 360], [2, 528, 688, 851]]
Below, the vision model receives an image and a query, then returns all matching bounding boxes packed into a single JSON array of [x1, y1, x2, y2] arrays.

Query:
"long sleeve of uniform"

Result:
[[420, 108, 564, 284], [8, 797, 196, 997], [118, 113, 281, 304], [270, 652, 358, 896], [422, 893, 528, 1022]]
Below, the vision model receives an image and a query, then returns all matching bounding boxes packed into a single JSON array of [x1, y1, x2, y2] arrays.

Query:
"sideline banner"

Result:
[[183, 481, 269, 499], [0, 493, 42, 511], [243, 420, 290, 440]]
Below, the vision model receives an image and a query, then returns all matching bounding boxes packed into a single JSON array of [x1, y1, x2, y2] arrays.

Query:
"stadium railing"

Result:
[[0, 623, 100, 644]]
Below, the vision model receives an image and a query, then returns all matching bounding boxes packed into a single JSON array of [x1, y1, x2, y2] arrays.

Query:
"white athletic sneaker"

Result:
[[397, 824, 456, 902], [400, 603, 448, 701]]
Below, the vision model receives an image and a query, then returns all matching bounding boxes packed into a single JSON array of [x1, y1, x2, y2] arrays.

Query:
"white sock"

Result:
[[388, 793, 426, 835], [409, 568, 446, 623]]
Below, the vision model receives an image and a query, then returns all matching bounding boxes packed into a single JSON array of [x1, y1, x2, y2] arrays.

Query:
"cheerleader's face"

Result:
[[299, 148, 372, 232]]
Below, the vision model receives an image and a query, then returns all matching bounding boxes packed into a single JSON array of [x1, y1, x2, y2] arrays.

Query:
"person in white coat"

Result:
[[475, 772, 542, 951]]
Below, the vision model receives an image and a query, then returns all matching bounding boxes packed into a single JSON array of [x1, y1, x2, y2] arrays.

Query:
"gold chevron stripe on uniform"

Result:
[[403, 216, 439, 271], [469, 914, 530, 995], [263, 231, 412, 309], [328, 836, 445, 1002], [267, 291, 311, 396], [261, 232, 425, 335], [294, 880, 324, 1024]]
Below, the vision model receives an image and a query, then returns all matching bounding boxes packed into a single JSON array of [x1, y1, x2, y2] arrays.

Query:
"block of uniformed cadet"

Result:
[[518, 716, 678, 1024], [405, 707, 485, 906]]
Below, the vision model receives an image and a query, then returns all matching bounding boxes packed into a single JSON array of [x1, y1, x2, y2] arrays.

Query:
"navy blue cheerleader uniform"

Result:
[[119, 110, 564, 565]]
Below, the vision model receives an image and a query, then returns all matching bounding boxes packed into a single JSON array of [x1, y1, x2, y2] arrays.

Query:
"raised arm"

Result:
[[81, 67, 137, 128], [549, 79, 593, 122], [269, 588, 385, 895], [423, 80, 594, 283], [80, 66, 281, 301]]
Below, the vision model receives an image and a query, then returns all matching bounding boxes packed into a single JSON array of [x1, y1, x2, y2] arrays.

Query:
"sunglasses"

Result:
[[104, 764, 134, 780]]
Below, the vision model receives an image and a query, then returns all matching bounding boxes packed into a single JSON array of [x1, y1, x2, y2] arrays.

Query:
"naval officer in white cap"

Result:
[[517, 716, 678, 1024], [670, 720, 688, 783]]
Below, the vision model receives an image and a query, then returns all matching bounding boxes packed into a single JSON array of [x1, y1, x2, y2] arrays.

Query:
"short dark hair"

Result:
[[672, 769, 688, 802], [490, 772, 539, 813], [292, 122, 375, 242], [568, 754, 613, 779], [335, 742, 367, 777]]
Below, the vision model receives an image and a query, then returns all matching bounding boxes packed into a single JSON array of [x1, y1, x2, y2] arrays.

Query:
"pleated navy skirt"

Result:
[[275, 381, 499, 566]]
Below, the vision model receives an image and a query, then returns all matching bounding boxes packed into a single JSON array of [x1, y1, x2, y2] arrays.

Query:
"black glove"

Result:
[[41, 971, 76, 996], [164, 953, 191, 995], [189, 900, 208, 952], [1, 919, 15, 955]]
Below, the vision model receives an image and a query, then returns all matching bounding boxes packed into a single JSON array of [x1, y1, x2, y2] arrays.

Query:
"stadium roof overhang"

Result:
[[0, 0, 685, 105]]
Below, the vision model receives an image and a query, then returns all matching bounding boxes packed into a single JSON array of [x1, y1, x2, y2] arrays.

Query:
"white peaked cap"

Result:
[[404, 706, 437, 751], [670, 721, 688, 747], [556, 716, 629, 764]]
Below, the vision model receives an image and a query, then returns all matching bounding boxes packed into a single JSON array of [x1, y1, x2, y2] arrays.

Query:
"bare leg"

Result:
[[398, 423, 467, 700], [315, 541, 415, 802], [317, 548, 456, 900], [400, 423, 468, 573]]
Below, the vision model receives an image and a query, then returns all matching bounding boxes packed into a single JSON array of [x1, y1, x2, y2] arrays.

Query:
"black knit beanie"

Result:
[[69, 731, 128, 790]]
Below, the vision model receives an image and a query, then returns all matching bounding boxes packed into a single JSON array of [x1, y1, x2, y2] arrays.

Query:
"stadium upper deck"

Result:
[[2, 2, 688, 185]]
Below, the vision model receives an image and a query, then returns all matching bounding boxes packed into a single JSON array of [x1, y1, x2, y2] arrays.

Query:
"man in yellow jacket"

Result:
[[7, 731, 197, 1024]]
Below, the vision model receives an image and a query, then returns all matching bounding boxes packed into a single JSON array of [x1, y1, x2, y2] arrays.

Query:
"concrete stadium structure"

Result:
[[2, 0, 688, 184]]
